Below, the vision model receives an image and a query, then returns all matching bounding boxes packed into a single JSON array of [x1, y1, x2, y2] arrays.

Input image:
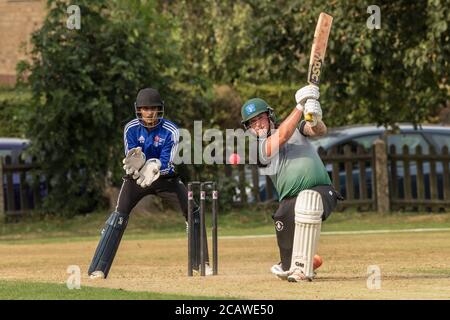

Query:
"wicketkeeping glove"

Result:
[[303, 99, 322, 127], [136, 158, 161, 188], [123, 147, 146, 177]]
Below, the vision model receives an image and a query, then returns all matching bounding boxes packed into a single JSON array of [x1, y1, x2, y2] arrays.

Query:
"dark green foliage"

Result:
[[19, 0, 177, 214], [0, 87, 32, 138], [166, 0, 449, 127]]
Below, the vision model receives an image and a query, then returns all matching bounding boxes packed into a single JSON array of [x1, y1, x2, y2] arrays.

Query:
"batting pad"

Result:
[[290, 190, 323, 279], [88, 211, 129, 278]]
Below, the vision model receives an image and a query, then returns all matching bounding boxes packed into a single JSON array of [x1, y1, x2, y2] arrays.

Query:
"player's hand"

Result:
[[123, 147, 146, 176], [136, 158, 161, 188], [303, 99, 322, 127], [295, 85, 320, 111]]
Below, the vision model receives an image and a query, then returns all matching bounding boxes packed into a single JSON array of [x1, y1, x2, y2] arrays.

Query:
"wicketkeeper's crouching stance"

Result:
[[240, 85, 343, 282], [88, 88, 211, 279]]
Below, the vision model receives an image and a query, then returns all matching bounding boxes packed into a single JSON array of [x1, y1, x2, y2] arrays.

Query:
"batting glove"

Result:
[[303, 99, 322, 127], [136, 158, 161, 188], [295, 85, 320, 111], [123, 147, 146, 177]]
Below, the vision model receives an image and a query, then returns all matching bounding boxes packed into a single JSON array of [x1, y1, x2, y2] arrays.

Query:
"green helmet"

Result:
[[241, 98, 270, 123]]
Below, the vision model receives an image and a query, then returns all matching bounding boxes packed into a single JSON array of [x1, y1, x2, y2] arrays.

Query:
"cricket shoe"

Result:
[[204, 264, 214, 276], [270, 263, 290, 280], [193, 263, 214, 276], [287, 268, 311, 282], [287, 255, 323, 282], [89, 271, 105, 280]]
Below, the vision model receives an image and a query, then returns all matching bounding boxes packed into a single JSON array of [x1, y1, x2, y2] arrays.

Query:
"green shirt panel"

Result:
[[259, 128, 331, 200]]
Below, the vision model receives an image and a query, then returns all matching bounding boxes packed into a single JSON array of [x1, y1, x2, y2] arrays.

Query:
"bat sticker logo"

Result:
[[309, 52, 323, 85]]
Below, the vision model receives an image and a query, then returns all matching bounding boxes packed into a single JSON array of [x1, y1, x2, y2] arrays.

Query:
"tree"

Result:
[[166, 0, 449, 128], [20, 0, 178, 214]]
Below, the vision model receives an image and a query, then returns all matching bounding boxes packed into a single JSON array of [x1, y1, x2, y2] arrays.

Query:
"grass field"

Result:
[[1, 210, 450, 299], [0, 281, 227, 300], [3, 208, 450, 242]]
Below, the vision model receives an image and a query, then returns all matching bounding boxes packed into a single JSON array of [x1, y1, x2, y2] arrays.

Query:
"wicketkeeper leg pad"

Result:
[[88, 211, 129, 278], [290, 189, 323, 280]]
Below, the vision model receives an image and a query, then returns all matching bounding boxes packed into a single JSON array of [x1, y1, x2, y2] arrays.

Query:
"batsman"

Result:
[[240, 85, 343, 282], [88, 88, 211, 279]]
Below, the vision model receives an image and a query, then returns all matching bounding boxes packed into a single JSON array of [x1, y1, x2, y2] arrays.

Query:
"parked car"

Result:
[[1, 138, 46, 211], [309, 123, 450, 153], [0, 138, 29, 162], [309, 124, 450, 200]]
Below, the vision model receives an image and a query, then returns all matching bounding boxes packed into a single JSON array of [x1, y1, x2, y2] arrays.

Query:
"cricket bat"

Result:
[[305, 12, 333, 122]]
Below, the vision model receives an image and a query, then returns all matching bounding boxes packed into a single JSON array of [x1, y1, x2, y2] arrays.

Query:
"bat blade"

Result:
[[307, 12, 333, 86], [305, 12, 333, 122]]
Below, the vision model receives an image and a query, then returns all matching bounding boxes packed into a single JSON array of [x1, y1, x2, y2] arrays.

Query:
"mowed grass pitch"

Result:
[[1, 228, 450, 298], [0, 281, 228, 300]]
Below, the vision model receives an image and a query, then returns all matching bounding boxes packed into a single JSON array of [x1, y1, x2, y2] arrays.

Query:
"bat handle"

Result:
[[304, 113, 313, 122]]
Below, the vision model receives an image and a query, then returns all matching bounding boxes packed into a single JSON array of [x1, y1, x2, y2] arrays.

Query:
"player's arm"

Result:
[[159, 127, 179, 175], [265, 85, 320, 158], [265, 107, 303, 158], [123, 122, 139, 155], [302, 120, 327, 137], [122, 123, 145, 177]]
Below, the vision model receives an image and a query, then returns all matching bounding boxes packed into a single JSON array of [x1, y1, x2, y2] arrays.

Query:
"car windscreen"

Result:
[[0, 142, 28, 162], [387, 133, 430, 153], [428, 133, 450, 150], [309, 132, 346, 149], [0, 149, 13, 157]]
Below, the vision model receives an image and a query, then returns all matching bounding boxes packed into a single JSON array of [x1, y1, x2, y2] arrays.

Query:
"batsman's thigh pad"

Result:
[[291, 190, 323, 279], [310, 184, 342, 221], [88, 212, 129, 278]]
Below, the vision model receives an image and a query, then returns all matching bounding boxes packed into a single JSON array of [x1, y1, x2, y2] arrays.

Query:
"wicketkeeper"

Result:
[[88, 88, 211, 279], [240, 85, 343, 282]]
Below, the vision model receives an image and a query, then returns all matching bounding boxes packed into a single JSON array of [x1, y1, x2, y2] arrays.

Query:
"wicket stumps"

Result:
[[187, 181, 218, 276]]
